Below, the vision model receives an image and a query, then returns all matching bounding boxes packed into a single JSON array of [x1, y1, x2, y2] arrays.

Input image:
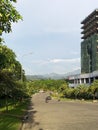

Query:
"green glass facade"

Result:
[[81, 9, 98, 73]]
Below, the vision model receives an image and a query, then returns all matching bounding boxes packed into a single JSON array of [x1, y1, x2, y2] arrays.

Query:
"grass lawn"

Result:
[[0, 99, 29, 130], [0, 115, 20, 130]]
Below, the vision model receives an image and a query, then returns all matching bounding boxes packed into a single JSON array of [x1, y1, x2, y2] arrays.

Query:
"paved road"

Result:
[[22, 92, 98, 130]]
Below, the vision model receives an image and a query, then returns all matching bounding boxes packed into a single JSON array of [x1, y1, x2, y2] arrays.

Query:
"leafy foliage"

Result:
[[89, 80, 98, 99], [0, 45, 16, 69], [27, 79, 98, 100], [0, 45, 27, 111], [0, 0, 22, 43]]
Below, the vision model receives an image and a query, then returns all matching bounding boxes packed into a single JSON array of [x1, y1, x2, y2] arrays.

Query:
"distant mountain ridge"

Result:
[[26, 69, 81, 80]]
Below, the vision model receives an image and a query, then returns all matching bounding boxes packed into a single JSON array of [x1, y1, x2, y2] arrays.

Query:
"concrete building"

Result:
[[81, 9, 98, 73], [69, 70, 98, 87], [69, 9, 98, 87]]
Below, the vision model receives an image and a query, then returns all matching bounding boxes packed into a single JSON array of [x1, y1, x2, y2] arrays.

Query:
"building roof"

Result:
[[69, 70, 98, 80]]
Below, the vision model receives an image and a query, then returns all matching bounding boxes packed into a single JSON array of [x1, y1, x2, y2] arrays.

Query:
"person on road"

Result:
[[45, 96, 51, 103]]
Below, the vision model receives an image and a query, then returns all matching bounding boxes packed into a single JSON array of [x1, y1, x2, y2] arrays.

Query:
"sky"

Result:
[[3, 0, 98, 75]]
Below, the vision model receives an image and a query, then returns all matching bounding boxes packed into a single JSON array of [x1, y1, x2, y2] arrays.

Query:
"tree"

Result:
[[0, 48, 28, 111], [0, 45, 27, 81], [0, 0, 22, 43], [74, 85, 89, 99], [0, 45, 16, 69], [89, 80, 98, 100], [0, 70, 16, 111], [0, 70, 28, 111]]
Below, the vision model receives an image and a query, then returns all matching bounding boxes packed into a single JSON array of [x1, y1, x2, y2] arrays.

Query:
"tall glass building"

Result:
[[81, 9, 98, 73]]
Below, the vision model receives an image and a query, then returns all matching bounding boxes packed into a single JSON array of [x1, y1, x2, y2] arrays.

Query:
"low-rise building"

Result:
[[68, 70, 98, 87]]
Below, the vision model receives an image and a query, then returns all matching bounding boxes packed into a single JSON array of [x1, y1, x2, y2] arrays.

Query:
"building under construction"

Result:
[[69, 9, 98, 87], [81, 9, 98, 74]]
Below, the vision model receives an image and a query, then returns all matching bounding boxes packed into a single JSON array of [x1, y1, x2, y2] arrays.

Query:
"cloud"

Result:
[[49, 58, 80, 64], [29, 58, 80, 74], [31, 58, 80, 65]]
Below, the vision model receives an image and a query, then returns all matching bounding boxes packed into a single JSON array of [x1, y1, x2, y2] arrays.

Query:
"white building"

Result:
[[68, 70, 98, 87]]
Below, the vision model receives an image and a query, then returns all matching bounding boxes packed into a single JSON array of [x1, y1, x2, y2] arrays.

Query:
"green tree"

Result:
[[0, 70, 28, 111], [89, 80, 98, 100], [0, 45, 26, 111], [74, 85, 89, 99], [0, 70, 16, 111], [13, 60, 21, 80], [0, 45, 26, 81], [0, 0, 22, 43], [0, 45, 16, 70], [0, 45, 22, 78]]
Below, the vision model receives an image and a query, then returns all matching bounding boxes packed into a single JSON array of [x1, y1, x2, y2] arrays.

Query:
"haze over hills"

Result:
[[26, 69, 81, 80]]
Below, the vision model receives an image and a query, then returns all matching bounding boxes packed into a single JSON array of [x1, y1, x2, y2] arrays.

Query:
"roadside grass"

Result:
[[0, 99, 29, 130], [59, 97, 97, 102], [0, 115, 20, 130], [52, 95, 97, 103]]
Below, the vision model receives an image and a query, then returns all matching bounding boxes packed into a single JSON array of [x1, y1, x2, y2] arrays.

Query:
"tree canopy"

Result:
[[0, 0, 22, 43], [0, 1, 28, 112], [0, 45, 16, 69]]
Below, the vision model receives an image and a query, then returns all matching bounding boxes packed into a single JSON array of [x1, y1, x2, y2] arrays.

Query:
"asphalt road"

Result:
[[22, 92, 98, 130]]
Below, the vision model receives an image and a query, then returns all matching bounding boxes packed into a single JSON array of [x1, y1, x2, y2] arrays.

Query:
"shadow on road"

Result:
[[21, 98, 44, 130]]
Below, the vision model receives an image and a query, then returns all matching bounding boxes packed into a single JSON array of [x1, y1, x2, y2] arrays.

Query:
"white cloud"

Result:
[[49, 58, 80, 64], [31, 58, 80, 65], [29, 58, 80, 74]]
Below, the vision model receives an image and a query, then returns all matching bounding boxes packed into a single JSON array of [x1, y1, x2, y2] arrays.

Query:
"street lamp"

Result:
[[20, 52, 33, 81]]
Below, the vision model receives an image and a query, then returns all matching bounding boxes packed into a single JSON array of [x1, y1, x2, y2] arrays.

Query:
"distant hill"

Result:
[[26, 69, 81, 80], [26, 75, 45, 80]]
